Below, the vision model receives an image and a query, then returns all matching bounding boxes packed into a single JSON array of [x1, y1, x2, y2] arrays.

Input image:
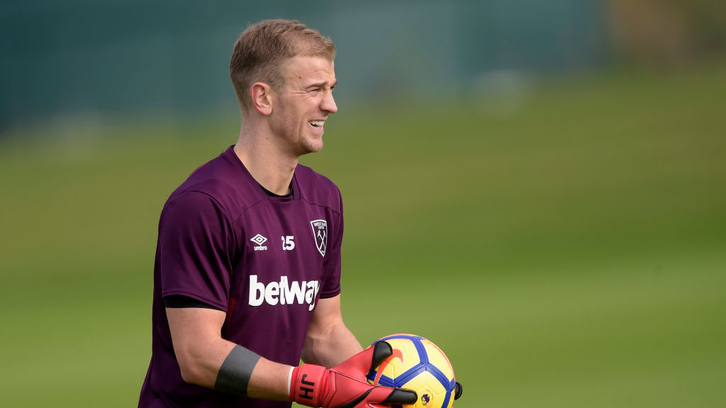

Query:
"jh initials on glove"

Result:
[[290, 342, 418, 408]]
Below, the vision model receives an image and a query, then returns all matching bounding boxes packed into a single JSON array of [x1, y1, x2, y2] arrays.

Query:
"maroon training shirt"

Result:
[[139, 146, 343, 408]]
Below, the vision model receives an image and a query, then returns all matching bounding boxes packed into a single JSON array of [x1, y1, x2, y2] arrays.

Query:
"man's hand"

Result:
[[290, 342, 417, 408]]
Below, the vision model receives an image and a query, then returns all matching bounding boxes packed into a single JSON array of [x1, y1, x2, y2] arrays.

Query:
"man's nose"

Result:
[[322, 91, 338, 114]]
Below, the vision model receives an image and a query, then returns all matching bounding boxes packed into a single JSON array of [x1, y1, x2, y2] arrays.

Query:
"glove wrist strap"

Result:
[[290, 364, 327, 407]]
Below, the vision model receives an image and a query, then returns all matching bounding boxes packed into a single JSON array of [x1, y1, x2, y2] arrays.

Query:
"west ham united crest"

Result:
[[310, 219, 327, 257]]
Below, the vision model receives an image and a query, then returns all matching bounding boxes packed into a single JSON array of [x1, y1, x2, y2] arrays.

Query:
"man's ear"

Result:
[[250, 82, 273, 116]]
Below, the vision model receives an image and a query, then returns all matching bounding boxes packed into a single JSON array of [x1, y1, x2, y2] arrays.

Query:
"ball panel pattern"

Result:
[[367, 334, 456, 408]]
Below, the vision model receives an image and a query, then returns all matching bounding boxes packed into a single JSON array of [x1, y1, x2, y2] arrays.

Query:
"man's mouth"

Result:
[[309, 120, 325, 128]]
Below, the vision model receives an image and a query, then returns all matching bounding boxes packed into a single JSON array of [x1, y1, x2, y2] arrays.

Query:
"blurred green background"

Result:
[[1, 1, 725, 408]]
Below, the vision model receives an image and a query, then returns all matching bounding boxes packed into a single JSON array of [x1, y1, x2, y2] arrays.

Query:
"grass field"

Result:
[[1, 64, 725, 407]]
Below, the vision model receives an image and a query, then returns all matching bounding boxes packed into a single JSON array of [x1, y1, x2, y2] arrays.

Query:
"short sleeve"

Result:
[[319, 190, 343, 298], [157, 191, 234, 311]]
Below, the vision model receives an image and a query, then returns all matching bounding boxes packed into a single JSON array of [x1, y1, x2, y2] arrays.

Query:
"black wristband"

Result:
[[215, 345, 262, 395]]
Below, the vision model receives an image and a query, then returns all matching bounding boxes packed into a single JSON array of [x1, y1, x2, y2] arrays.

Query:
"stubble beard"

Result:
[[273, 120, 323, 158]]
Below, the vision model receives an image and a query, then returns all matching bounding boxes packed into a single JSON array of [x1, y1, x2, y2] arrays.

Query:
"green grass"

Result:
[[1, 64, 725, 407]]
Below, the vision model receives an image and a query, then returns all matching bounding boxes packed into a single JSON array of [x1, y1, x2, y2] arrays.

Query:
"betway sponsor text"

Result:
[[248, 275, 320, 311]]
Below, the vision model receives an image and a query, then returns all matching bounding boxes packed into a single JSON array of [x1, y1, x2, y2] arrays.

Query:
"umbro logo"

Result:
[[250, 234, 268, 251]]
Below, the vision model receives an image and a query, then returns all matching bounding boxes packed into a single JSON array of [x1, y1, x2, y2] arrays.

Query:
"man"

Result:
[[138, 19, 432, 408]]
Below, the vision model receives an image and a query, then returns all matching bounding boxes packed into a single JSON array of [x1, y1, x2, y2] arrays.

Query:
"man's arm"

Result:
[[166, 307, 291, 400], [301, 294, 363, 367], [168, 304, 418, 408]]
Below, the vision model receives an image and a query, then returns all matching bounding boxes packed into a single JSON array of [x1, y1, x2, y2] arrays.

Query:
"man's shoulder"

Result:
[[167, 147, 262, 217], [295, 164, 342, 214], [295, 163, 338, 189]]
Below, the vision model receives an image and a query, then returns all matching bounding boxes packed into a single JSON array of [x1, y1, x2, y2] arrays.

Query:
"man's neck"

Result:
[[233, 129, 298, 196]]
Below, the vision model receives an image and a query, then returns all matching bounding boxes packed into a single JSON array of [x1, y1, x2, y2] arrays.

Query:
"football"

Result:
[[367, 334, 457, 408]]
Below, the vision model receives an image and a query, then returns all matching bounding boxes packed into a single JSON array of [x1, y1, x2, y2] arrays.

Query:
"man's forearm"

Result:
[[180, 340, 292, 400], [167, 307, 292, 399], [245, 355, 294, 400], [302, 322, 363, 367]]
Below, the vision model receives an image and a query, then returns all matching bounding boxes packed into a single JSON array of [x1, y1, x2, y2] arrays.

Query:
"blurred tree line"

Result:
[[608, 0, 726, 66], [1, 0, 724, 133]]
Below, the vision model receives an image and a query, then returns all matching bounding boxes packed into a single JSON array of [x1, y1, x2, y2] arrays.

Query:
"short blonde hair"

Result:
[[230, 19, 336, 108]]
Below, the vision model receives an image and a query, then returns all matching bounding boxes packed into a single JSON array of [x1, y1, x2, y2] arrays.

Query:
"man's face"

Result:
[[269, 55, 338, 157]]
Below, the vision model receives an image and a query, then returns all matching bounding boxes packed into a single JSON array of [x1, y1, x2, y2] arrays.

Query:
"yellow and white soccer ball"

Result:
[[367, 334, 457, 408]]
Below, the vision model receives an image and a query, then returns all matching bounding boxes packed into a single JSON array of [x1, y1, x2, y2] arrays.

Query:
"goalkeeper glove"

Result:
[[290, 341, 417, 408]]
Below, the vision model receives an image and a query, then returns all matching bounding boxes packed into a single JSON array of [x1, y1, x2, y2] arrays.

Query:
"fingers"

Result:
[[369, 341, 393, 372], [383, 388, 418, 405], [364, 386, 417, 407], [331, 341, 392, 381]]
